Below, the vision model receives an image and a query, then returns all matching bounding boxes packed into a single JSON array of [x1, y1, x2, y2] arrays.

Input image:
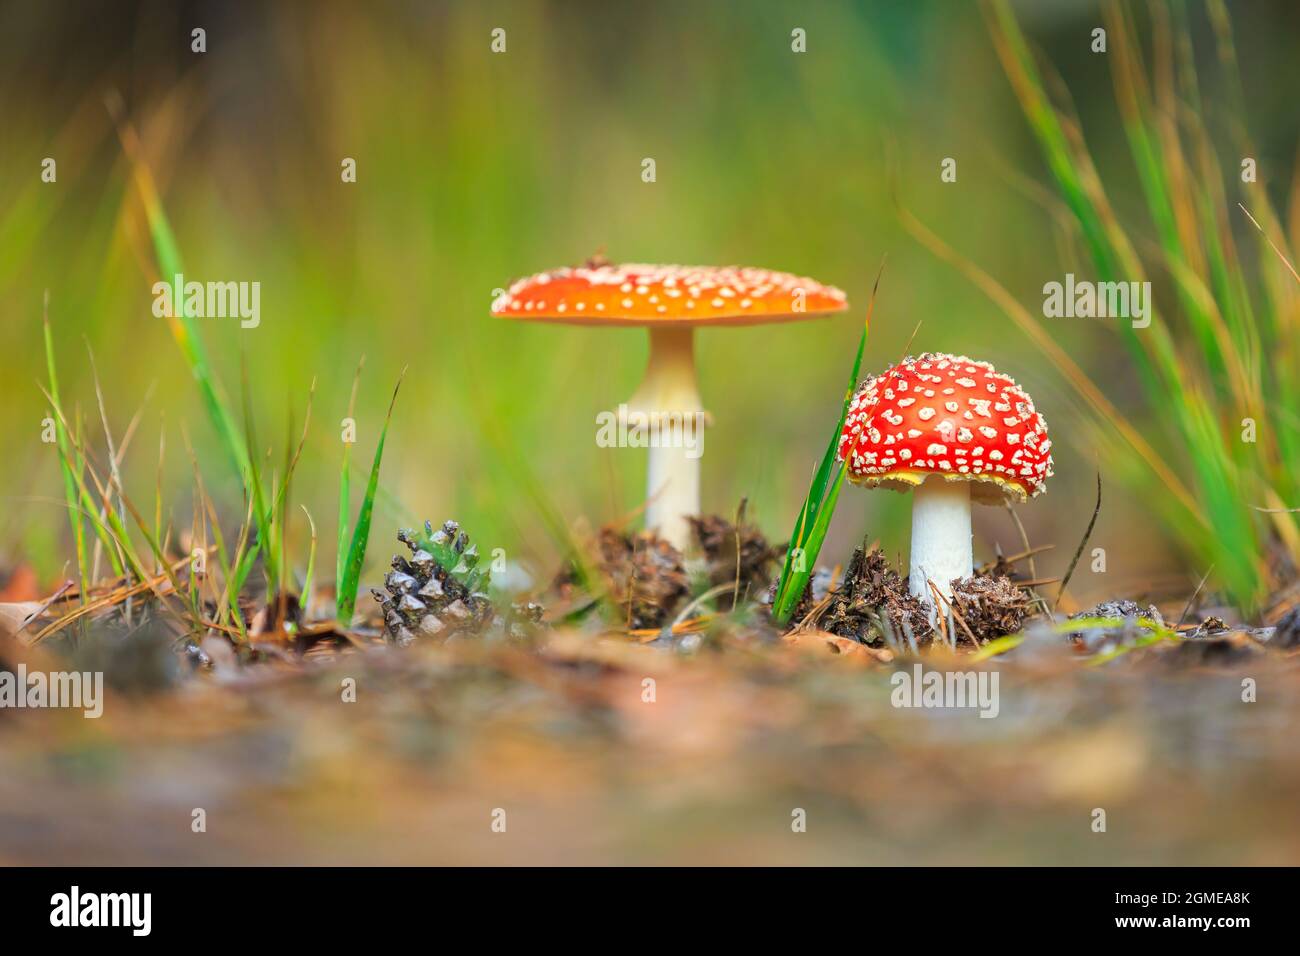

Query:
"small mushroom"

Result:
[[837, 353, 1053, 618], [494, 262, 848, 548]]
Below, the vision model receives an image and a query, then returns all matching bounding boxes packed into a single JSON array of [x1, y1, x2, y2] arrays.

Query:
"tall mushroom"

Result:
[[493, 262, 848, 549], [837, 353, 1053, 616]]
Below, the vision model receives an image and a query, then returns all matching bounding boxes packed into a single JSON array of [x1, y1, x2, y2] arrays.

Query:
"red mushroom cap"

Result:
[[837, 353, 1053, 503], [492, 262, 848, 327]]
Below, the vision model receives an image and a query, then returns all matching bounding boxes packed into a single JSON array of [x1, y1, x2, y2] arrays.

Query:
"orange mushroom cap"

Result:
[[837, 353, 1054, 503], [491, 262, 849, 328]]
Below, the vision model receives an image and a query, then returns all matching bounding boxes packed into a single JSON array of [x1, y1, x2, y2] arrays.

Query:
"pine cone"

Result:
[[372, 519, 493, 646]]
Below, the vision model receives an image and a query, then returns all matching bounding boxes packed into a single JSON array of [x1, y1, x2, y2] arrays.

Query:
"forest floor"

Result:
[[2, 516, 1298, 865]]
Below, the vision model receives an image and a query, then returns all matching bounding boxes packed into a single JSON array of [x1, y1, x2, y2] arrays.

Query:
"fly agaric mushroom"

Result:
[[493, 261, 848, 549], [837, 353, 1052, 616]]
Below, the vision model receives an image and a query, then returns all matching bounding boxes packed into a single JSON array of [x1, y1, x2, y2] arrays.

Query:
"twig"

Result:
[[949, 603, 980, 649], [928, 580, 978, 649], [925, 580, 950, 648], [672, 583, 737, 628], [86, 343, 129, 589], [900, 318, 922, 360], [793, 563, 843, 632], [997, 544, 1056, 564], [13, 580, 74, 635], [1055, 471, 1102, 612], [733, 497, 746, 610], [625, 534, 637, 633], [1175, 565, 1215, 631], [1003, 503, 1036, 582], [794, 591, 836, 632]]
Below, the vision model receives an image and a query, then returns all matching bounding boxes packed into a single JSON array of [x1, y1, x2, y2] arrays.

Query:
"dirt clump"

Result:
[[979, 553, 1027, 582], [1073, 599, 1166, 627], [556, 526, 689, 631], [949, 575, 1035, 641], [688, 513, 782, 609], [1063, 599, 1167, 648], [821, 546, 933, 645], [1193, 615, 1230, 634]]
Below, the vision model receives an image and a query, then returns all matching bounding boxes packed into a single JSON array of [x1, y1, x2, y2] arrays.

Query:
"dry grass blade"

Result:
[[1175, 564, 1215, 630], [672, 583, 738, 628], [86, 344, 130, 592], [926, 580, 956, 650], [299, 505, 318, 619], [1239, 203, 1300, 286], [1056, 471, 1102, 611], [30, 557, 191, 644], [1003, 503, 1037, 582], [627, 615, 715, 642]]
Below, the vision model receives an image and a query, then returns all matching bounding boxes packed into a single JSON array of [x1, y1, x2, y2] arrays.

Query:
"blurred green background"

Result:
[[2, 0, 1298, 603]]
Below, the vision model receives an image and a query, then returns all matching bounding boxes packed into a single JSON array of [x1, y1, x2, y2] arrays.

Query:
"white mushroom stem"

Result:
[[625, 326, 706, 551], [908, 476, 973, 620]]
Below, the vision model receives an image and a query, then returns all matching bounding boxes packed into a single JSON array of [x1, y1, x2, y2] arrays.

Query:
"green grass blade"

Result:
[[337, 451, 351, 599], [39, 387, 125, 582], [268, 379, 316, 598], [42, 296, 89, 599], [336, 367, 406, 625], [772, 266, 878, 625], [111, 104, 250, 484], [338, 358, 364, 594], [774, 464, 846, 624], [239, 354, 278, 586], [40, 386, 190, 612]]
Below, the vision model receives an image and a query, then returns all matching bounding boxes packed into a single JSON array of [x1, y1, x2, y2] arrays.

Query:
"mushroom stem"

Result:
[[908, 476, 973, 619], [626, 327, 705, 550]]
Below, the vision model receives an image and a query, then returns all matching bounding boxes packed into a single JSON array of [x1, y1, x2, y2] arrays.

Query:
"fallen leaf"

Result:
[[0, 601, 45, 640], [782, 629, 893, 663]]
